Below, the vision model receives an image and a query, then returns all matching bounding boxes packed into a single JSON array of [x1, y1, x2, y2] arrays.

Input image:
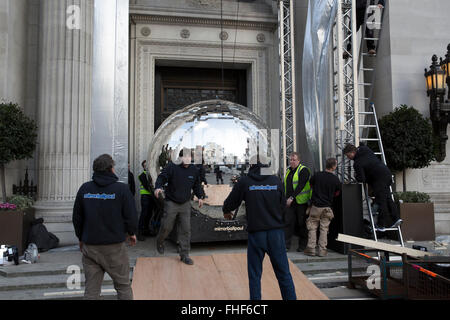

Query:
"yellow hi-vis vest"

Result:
[[284, 165, 312, 204], [139, 171, 151, 195]]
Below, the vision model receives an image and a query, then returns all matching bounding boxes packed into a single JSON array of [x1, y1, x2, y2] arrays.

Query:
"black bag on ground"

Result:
[[27, 218, 59, 252]]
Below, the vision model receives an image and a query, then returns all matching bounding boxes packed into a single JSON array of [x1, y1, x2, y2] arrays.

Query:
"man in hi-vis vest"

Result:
[[283, 152, 312, 252]]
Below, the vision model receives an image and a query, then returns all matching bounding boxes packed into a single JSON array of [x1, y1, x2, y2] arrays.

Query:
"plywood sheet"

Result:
[[336, 234, 436, 258], [132, 253, 328, 300], [132, 255, 230, 300]]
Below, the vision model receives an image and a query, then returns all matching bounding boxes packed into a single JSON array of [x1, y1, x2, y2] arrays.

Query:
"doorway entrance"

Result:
[[154, 66, 247, 131]]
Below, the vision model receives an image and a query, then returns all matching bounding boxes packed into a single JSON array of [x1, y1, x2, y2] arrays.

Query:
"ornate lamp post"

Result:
[[424, 46, 450, 162]]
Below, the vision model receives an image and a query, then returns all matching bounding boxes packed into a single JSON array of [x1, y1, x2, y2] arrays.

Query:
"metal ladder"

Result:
[[354, 2, 404, 247], [357, 0, 386, 111], [360, 103, 405, 248]]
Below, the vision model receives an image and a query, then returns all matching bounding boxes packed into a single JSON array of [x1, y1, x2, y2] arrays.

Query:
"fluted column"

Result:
[[34, 0, 94, 244]]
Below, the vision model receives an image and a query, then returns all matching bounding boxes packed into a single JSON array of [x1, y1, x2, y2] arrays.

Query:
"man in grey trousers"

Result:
[[154, 149, 205, 265], [73, 154, 138, 300]]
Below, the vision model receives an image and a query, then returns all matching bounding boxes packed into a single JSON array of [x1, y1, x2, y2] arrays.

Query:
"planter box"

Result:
[[0, 208, 35, 254], [399, 203, 435, 241]]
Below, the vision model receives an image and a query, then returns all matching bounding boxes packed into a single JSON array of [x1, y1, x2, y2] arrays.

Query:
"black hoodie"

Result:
[[72, 171, 138, 245], [354, 145, 392, 184], [223, 165, 286, 233]]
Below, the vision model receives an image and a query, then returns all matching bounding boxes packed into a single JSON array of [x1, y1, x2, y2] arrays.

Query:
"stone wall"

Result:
[[373, 0, 450, 235], [129, 0, 279, 180]]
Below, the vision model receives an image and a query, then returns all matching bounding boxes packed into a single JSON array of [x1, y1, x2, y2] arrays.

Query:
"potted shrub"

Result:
[[393, 191, 435, 241], [0, 102, 38, 203], [377, 105, 435, 191], [0, 195, 36, 254], [0, 102, 37, 254], [375, 105, 436, 241]]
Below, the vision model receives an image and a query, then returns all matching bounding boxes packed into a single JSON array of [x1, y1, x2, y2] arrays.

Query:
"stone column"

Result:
[[34, 0, 94, 245]]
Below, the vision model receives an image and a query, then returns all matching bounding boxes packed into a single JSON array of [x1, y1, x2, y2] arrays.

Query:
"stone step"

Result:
[[0, 271, 135, 292], [306, 272, 350, 289], [434, 207, 450, 214], [0, 285, 117, 300], [295, 260, 365, 275], [287, 252, 347, 265], [0, 264, 137, 279], [320, 286, 377, 300]]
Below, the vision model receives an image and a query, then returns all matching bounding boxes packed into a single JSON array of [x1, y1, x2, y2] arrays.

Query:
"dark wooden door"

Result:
[[155, 66, 247, 131]]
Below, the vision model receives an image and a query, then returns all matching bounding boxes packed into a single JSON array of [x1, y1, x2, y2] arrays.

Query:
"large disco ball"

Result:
[[147, 100, 278, 224]]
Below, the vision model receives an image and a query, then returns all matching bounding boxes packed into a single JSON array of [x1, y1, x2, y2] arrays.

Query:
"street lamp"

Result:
[[425, 46, 450, 162], [441, 44, 450, 99]]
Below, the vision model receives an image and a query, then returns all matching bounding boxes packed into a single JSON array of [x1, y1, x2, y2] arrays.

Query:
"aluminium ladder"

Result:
[[332, 0, 404, 248], [360, 103, 405, 248]]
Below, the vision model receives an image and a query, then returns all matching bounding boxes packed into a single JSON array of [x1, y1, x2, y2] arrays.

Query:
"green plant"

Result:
[[0, 102, 38, 202], [7, 195, 34, 211], [394, 191, 431, 204], [378, 105, 435, 192]]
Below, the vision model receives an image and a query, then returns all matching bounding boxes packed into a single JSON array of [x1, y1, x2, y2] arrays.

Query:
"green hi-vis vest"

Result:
[[284, 165, 312, 204], [139, 171, 151, 195]]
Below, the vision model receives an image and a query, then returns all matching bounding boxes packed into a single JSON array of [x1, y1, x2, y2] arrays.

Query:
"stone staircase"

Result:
[[0, 241, 376, 300]]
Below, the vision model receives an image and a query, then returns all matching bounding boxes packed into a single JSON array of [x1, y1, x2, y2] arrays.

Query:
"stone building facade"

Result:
[[1, 0, 449, 244]]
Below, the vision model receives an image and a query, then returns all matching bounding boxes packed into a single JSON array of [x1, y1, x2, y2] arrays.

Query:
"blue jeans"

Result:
[[247, 229, 297, 300]]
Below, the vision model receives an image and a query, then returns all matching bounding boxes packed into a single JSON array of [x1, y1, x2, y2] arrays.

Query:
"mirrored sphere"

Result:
[[147, 100, 278, 219]]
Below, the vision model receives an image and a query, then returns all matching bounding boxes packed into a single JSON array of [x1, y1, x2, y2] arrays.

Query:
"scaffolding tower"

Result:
[[278, 0, 297, 177], [332, 0, 360, 183]]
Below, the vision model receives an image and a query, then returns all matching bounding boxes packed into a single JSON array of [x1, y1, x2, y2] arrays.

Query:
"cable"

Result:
[[232, 0, 240, 66], [220, 0, 224, 95]]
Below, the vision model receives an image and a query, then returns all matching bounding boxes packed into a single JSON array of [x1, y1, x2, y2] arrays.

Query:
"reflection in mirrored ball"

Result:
[[148, 100, 278, 219]]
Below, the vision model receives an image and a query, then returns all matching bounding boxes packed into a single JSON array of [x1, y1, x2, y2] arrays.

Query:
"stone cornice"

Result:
[[137, 39, 267, 52], [130, 14, 277, 32]]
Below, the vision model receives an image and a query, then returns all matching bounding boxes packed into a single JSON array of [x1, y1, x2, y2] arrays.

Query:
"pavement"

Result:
[[0, 235, 448, 300]]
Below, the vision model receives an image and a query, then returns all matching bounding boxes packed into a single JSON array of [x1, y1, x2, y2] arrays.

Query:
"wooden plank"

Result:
[[211, 254, 250, 300], [212, 254, 327, 300], [336, 234, 437, 258], [132, 256, 230, 300], [132, 253, 328, 300]]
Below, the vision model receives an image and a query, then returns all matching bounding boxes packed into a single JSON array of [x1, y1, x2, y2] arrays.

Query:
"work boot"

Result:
[[303, 248, 316, 256], [318, 249, 327, 257], [180, 255, 194, 265], [391, 219, 403, 228], [156, 241, 164, 254]]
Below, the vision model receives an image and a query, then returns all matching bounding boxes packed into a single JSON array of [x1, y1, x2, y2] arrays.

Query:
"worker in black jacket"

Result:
[[154, 149, 205, 265], [344, 144, 402, 230], [304, 158, 341, 257], [345, 0, 386, 58], [72, 154, 138, 300], [223, 161, 296, 300], [138, 160, 156, 241]]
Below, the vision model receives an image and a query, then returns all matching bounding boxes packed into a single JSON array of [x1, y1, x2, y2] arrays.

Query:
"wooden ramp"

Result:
[[131, 253, 328, 300]]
